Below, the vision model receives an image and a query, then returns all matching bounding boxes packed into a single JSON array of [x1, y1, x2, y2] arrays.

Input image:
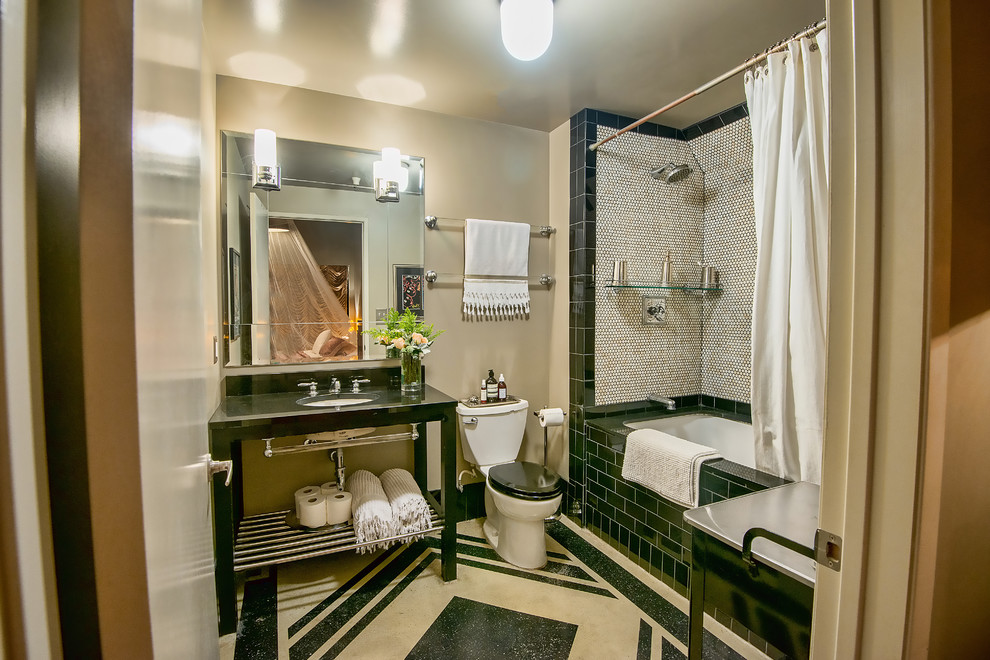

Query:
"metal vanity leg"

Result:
[[440, 412, 457, 581], [688, 530, 706, 660]]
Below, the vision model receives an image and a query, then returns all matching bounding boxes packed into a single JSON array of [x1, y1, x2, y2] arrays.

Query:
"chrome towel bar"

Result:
[[424, 270, 554, 287], [263, 425, 420, 457], [425, 215, 556, 237]]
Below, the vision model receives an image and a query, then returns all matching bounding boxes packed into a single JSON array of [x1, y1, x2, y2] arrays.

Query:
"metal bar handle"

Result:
[[741, 526, 816, 577]]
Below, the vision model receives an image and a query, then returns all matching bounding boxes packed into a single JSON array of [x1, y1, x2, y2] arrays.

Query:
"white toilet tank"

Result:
[[457, 398, 529, 468]]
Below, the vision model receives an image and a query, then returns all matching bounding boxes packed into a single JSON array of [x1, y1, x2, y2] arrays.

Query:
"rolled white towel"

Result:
[[380, 468, 432, 539], [348, 470, 395, 552]]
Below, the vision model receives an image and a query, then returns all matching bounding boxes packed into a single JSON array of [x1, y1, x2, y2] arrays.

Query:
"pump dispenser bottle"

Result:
[[486, 370, 498, 400], [497, 373, 507, 401]]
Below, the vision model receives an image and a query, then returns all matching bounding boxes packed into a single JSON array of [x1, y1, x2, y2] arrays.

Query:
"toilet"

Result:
[[456, 398, 563, 569]]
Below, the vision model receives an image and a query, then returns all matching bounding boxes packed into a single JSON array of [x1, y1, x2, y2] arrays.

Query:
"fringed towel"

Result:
[[462, 279, 530, 316], [380, 468, 433, 540], [463, 218, 531, 317], [348, 470, 395, 553], [620, 429, 721, 507]]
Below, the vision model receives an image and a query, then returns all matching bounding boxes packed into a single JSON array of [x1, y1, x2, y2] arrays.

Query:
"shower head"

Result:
[[650, 163, 692, 184]]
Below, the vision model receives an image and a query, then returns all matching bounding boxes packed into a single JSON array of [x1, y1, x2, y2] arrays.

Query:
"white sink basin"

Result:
[[296, 393, 379, 408]]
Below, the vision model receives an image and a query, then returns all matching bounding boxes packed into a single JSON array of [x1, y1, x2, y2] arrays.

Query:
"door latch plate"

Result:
[[815, 528, 842, 571]]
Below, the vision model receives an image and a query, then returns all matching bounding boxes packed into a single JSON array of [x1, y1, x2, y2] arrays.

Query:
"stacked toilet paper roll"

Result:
[[325, 490, 353, 526], [538, 407, 565, 427], [295, 485, 321, 508], [297, 493, 327, 528]]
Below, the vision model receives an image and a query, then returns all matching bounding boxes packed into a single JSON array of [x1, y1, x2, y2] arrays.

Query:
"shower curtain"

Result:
[[746, 29, 829, 484]]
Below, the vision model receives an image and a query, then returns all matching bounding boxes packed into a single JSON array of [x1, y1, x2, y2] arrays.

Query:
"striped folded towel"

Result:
[[349, 470, 395, 552], [380, 468, 432, 540]]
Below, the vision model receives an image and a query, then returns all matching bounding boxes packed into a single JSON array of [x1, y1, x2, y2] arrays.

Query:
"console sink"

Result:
[[296, 393, 380, 408]]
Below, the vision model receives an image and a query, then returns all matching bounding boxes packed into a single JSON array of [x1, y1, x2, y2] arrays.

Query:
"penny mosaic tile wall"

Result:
[[592, 107, 756, 406]]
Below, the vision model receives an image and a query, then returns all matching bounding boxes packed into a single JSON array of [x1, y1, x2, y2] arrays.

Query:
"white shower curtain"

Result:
[[746, 30, 829, 484]]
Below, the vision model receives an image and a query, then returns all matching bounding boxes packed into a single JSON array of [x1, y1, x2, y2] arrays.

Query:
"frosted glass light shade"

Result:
[[254, 129, 277, 168], [500, 0, 553, 61], [381, 147, 401, 178]]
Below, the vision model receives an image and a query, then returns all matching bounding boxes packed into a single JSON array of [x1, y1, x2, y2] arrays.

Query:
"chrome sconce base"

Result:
[[252, 165, 281, 191], [375, 177, 400, 203]]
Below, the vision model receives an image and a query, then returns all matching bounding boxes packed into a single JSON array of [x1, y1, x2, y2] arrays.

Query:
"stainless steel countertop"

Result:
[[683, 481, 819, 588]]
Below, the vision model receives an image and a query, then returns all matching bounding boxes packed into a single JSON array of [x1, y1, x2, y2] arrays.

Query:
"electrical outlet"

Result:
[[642, 296, 666, 325]]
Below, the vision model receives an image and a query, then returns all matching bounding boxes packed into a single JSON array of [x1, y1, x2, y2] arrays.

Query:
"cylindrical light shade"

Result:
[[254, 129, 277, 168], [381, 147, 401, 179], [500, 0, 553, 61]]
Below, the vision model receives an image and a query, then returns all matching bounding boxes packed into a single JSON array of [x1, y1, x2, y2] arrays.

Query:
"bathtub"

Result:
[[624, 413, 755, 469]]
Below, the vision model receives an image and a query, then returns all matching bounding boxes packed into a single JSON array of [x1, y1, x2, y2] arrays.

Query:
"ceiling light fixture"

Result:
[[252, 129, 281, 191], [500, 0, 553, 61]]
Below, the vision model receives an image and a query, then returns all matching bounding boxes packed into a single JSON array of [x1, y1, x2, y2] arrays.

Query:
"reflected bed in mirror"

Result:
[[220, 131, 425, 367]]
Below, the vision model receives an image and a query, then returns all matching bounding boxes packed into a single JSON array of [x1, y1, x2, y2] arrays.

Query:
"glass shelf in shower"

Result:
[[600, 280, 723, 293]]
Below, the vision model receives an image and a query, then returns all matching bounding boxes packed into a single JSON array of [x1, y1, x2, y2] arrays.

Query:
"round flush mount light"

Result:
[[500, 0, 553, 61]]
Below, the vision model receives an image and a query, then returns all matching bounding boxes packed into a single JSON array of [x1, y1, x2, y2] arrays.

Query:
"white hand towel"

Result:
[[620, 429, 721, 507], [348, 470, 395, 553], [380, 468, 432, 539], [463, 218, 531, 316]]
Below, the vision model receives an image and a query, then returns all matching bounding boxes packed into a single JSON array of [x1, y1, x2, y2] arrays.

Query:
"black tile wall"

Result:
[[582, 423, 786, 599]]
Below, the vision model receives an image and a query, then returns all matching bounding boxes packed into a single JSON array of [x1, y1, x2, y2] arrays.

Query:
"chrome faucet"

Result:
[[330, 377, 341, 393], [648, 393, 676, 411], [350, 377, 371, 393], [297, 379, 319, 397]]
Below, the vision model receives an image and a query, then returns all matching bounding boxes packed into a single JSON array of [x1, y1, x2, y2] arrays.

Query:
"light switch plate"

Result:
[[642, 296, 666, 325], [375, 308, 389, 321]]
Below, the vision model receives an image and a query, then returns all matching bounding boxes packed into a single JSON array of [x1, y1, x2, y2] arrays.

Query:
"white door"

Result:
[[133, 1, 219, 657], [813, 1, 929, 657]]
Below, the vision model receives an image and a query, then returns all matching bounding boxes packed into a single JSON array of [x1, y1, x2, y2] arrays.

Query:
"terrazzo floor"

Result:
[[220, 516, 772, 660]]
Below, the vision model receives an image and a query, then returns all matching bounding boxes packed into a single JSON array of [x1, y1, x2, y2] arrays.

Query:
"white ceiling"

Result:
[[204, 0, 825, 132]]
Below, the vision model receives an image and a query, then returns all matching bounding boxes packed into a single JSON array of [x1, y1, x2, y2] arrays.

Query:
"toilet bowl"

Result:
[[457, 399, 563, 569]]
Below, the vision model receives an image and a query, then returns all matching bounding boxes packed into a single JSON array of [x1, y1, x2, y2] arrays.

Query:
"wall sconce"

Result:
[[252, 128, 281, 191], [500, 0, 554, 61], [374, 146, 401, 202]]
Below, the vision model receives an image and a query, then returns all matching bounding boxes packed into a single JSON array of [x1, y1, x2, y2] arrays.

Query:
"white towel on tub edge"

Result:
[[620, 429, 721, 508]]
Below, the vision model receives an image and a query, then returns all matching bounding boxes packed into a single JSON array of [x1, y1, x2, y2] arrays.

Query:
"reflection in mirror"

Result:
[[220, 131, 425, 367]]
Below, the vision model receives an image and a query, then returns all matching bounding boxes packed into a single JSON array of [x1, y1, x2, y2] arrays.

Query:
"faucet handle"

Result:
[[350, 377, 371, 392], [297, 379, 319, 396]]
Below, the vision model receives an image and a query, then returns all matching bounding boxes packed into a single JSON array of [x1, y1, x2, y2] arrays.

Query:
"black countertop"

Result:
[[209, 384, 457, 431]]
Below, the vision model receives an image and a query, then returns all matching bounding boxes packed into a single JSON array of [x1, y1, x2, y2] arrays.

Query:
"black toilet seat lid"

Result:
[[489, 461, 562, 500]]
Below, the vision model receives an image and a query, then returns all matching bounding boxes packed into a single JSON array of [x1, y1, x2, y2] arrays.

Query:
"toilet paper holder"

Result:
[[534, 407, 567, 466]]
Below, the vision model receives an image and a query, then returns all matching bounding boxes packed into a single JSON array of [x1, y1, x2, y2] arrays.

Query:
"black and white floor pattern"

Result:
[[222, 517, 770, 660]]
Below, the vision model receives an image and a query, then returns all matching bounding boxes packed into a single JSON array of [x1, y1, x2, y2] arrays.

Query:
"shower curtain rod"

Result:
[[588, 19, 827, 151]]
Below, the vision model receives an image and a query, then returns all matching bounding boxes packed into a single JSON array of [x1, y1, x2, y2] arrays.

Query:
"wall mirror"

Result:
[[220, 131, 425, 367]]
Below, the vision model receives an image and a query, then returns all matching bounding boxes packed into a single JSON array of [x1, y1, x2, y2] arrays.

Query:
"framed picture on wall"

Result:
[[229, 247, 241, 340], [394, 265, 424, 318]]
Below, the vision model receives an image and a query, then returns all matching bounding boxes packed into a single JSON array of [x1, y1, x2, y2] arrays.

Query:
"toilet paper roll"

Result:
[[538, 407, 565, 427], [297, 494, 328, 528], [294, 486, 321, 508], [320, 481, 338, 496], [325, 491, 353, 526]]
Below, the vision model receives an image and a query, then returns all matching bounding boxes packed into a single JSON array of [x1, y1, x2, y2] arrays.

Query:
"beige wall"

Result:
[[215, 76, 570, 508]]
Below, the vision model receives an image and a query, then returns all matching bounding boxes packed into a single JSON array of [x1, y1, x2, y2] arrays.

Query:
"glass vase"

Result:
[[400, 351, 422, 393]]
